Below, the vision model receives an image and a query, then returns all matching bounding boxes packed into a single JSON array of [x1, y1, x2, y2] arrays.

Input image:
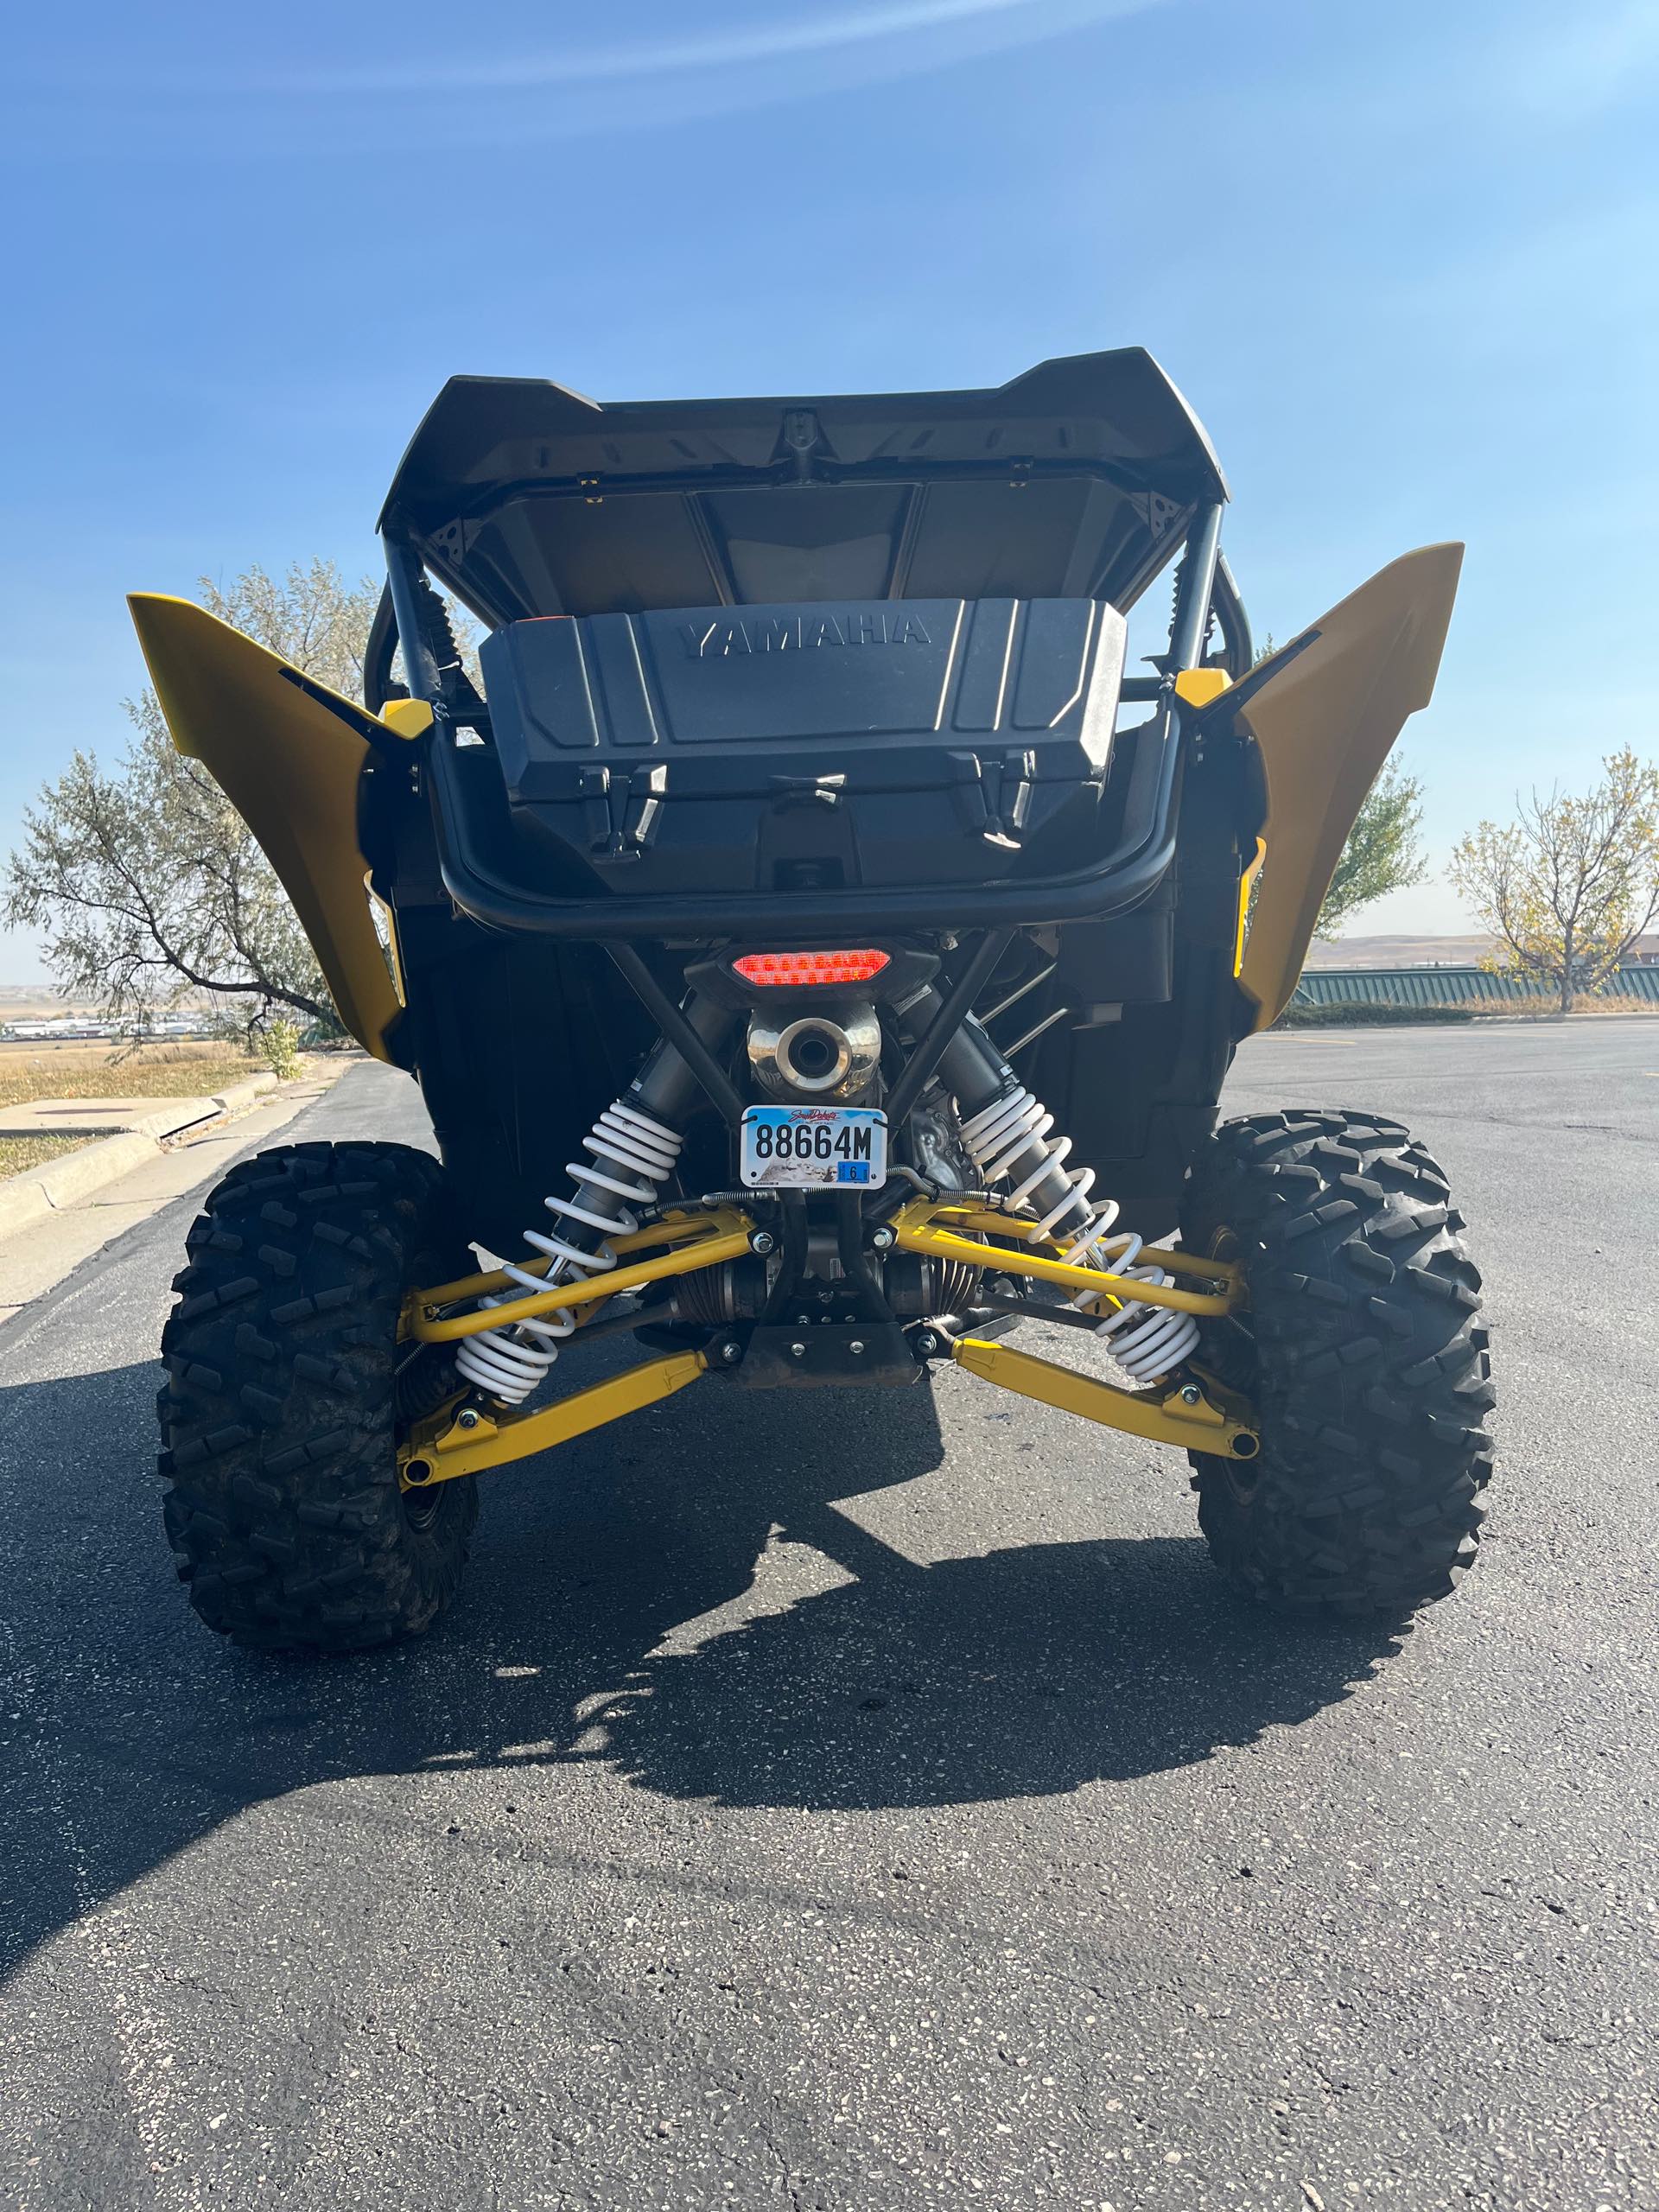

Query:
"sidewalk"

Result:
[[0, 1060, 353, 1326]]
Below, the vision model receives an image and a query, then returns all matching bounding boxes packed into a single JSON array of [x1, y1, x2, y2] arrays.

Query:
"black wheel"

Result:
[[158, 1141, 479, 1653], [1181, 1109, 1495, 1620]]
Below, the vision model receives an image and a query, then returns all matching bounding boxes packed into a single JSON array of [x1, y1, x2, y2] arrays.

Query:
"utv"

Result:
[[132, 348, 1493, 1653]]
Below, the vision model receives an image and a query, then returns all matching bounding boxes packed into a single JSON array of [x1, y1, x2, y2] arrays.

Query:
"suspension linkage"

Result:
[[396, 1201, 1257, 1490], [402, 1206, 756, 1345], [888, 1198, 1245, 1319], [400, 1349, 711, 1489], [948, 1337, 1261, 1460]]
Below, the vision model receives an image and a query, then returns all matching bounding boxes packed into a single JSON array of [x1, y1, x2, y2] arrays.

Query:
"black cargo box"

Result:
[[478, 594, 1127, 897]]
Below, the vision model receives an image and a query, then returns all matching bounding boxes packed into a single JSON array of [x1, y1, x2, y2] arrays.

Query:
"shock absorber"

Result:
[[454, 1101, 683, 1403], [927, 1006, 1201, 1384], [454, 994, 736, 1408]]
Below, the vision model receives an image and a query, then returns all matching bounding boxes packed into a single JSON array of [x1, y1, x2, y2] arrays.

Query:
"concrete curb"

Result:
[[0, 1072, 282, 1240], [208, 1075, 279, 1119]]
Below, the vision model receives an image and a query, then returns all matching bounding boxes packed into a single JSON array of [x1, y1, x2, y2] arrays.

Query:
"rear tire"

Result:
[[158, 1141, 478, 1653], [1182, 1109, 1495, 1620]]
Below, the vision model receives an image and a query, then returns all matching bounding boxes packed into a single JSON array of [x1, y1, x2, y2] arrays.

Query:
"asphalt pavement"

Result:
[[2, 1019, 1656, 2211]]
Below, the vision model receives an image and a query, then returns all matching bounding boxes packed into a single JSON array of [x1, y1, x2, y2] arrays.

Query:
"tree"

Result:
[[4, 561, 380, 1034], [1449, 748, 1659, 1014]]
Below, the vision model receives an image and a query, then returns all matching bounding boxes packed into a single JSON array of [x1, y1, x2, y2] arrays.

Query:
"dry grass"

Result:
[[0, 1133, 95, 1180], [1497, 994, 1658, 1020], [0, 1042, 271, 1110], [1567, 993, 1657, 1017]]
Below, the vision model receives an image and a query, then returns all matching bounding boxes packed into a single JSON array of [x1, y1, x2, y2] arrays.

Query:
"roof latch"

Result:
[[779, 409, 823, 482]]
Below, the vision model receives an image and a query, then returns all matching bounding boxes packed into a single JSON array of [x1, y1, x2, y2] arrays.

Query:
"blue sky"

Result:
[[3, 0, 1656, 976]]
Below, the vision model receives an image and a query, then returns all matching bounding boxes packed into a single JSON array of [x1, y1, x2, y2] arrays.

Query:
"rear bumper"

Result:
[[423, 703, 1184, 942]]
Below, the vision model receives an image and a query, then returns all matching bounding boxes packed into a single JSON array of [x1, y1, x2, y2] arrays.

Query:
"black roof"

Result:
[[381, 348, 1229, 627]]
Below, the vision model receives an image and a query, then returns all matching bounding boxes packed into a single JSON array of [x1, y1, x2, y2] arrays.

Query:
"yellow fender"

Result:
[[1230, 543, 1464, 1031], [126, 594, 423, 1064]]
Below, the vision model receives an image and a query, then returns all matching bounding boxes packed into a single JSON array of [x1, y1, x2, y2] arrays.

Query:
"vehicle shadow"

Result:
[[1, 1352, 1396, 1983]]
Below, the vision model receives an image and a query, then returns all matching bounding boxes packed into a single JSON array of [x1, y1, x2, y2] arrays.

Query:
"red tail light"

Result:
[[732, 949, 891, 988]]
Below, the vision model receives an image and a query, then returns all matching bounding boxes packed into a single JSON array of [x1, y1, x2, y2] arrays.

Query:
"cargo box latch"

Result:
[[575, 762, 670, 862]]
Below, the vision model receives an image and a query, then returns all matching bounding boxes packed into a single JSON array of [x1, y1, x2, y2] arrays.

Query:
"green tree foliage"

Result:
[[4, 561, 378, 1033], [1449, 748, 1659, 1013], [259, 1017, 305, 1080]]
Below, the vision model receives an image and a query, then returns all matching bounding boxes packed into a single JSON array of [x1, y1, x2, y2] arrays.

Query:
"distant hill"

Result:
[[1306, 935, 1494, 969], [0, 984, 92, 1019], [0, 983, 221, 1020], [1306, 934, 1659, 970]]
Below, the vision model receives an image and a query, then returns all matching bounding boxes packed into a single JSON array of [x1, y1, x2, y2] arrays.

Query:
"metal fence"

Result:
[[1292, 965, 1659, 1009]]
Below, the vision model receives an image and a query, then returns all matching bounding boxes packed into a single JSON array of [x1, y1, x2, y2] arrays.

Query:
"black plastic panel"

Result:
[[484, 596, 1122, 772], [474, 595, 1125, 901], [381, 349, 1228, 629]]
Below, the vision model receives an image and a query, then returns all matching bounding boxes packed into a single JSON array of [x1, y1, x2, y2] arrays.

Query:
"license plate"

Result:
[[740, 1105, 887, 1190]]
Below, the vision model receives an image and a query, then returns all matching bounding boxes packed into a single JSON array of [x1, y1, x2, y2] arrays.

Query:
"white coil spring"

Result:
[[958, 1084, 1200, 1384], [454, 1101, 683, 1405]]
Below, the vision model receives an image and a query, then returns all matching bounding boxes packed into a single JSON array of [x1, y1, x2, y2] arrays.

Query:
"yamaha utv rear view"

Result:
[[132, 348, 1494, 1653]]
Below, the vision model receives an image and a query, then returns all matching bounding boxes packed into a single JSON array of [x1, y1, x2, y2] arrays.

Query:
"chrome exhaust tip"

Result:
[[747, 1002, 881, 1101]]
